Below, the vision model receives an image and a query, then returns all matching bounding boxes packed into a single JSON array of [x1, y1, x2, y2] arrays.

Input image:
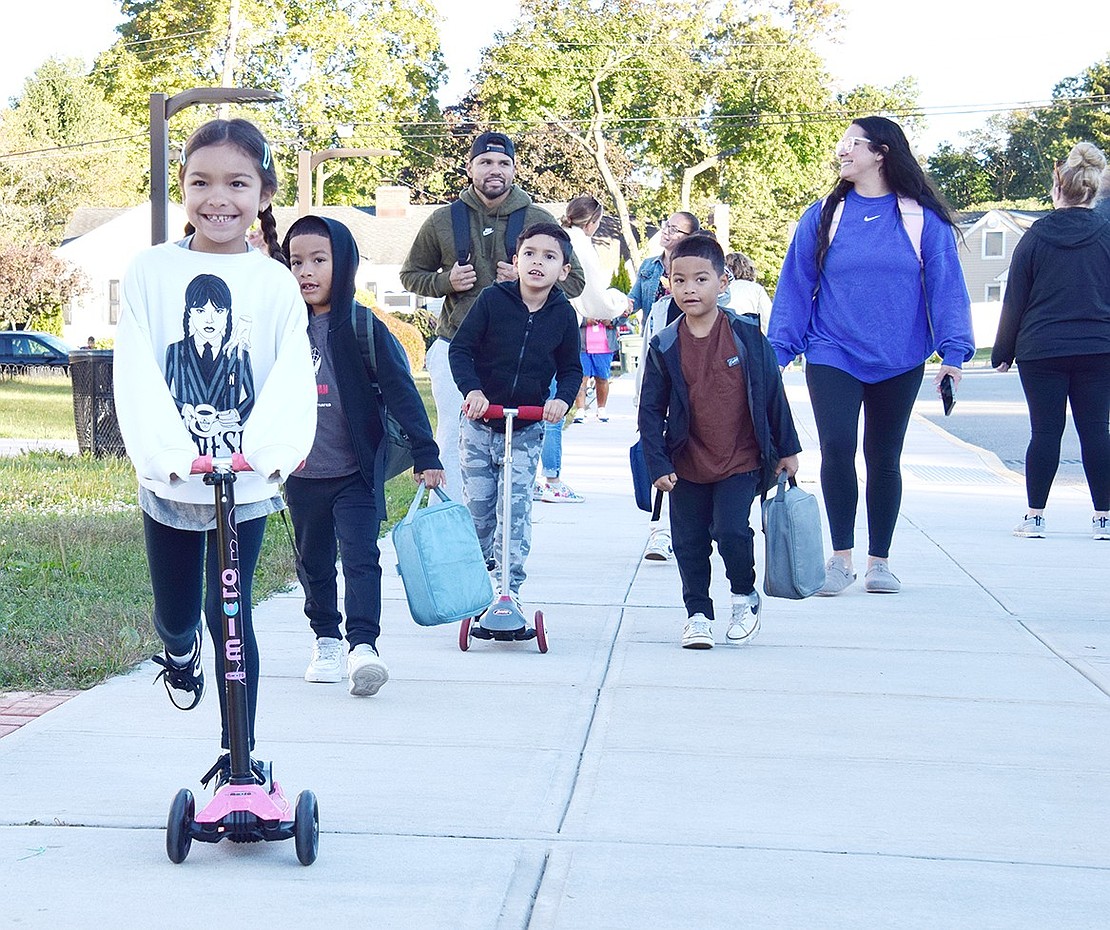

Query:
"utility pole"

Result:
[[217, 0, 242, 120]]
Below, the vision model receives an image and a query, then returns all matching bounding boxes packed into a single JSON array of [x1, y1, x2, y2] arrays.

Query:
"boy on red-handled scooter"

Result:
[[449, 223, 582, 609]]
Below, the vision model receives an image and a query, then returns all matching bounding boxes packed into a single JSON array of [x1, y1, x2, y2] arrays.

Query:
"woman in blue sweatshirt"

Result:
[[769, 116, 974, 595]]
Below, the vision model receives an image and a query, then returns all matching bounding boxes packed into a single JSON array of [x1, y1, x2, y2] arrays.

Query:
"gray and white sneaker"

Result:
[[818, 555, 856, 596], [644, 527, 673, 561], [726, 591, 761, 644], [682, 614, 714, 649], [1092, 516, 1109, 540], [348, 644, 389, 697], [864, 561, 901, 594], [1013, 514, 1046, 538], [304, 636, 344, 683]]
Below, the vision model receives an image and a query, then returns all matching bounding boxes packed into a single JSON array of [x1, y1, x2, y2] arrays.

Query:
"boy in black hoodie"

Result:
[[449, 222, 583, 602], [282, 216, 443, 696]]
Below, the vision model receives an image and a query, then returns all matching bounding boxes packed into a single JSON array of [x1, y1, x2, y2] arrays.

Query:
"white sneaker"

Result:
[[644, 527, 672, 561], [1013, 514, 1046, 538], [1093, 516, 1109, 540], [347, 644, 389, 697], [726, 591, 761, 644], [304, 636, 344, 683], [682, 613, 714, 649]]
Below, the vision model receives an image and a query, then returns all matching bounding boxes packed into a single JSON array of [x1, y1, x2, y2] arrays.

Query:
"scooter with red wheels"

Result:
[[165, 453, 319, 866], [459, 405, 549, 654]]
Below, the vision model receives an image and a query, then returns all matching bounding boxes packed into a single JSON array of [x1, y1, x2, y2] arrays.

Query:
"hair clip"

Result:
[[261, 142, 271, 170], [179, 142, 187, 166]]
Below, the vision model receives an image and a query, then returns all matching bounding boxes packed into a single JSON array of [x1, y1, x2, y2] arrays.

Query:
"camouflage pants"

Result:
[[459, 416, 544, 596]]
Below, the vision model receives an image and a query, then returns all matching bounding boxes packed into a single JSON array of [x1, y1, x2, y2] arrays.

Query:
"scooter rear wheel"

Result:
[[459, 617, 472, 652], [166, 788, 194, 864], [535, 611, 548, 654], [294, 790, 319, 866]]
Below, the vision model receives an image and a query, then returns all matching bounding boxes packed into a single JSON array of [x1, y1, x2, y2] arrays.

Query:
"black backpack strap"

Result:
[[505, 206, 527, 258], [450, 199, 470, 265], [350, 301, 378, 385]]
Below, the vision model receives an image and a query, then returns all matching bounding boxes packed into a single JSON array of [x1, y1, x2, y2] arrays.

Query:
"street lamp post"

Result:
[[296, 147, 400, 215], [149, 87, 283, 246]]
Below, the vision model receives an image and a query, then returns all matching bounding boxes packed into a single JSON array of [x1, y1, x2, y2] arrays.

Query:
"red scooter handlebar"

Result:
[[190, 453, 251, 475], [482, 405, 545, 422]]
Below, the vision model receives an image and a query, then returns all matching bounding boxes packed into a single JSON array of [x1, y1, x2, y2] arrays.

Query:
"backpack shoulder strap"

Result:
[[505, 206, 528, 258], [350, 301, 378, 384], [897, 196, 924, 267], [450, 199, 471, 265], [826, 196, 844, 243]]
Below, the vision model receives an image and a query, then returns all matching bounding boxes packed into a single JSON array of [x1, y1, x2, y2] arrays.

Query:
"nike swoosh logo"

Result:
[[864, 214, 881, 222]]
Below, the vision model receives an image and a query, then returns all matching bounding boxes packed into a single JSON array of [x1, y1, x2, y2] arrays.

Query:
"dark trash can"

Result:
[[69, 349, 126, 458]]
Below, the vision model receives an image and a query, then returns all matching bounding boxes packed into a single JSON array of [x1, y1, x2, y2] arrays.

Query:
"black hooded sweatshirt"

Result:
[[992, 207, 1110, 366], [282, 216, 441, 511]]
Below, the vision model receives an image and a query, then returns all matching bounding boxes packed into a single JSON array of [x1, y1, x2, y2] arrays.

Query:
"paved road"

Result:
[[914, 364, 1090, 489]]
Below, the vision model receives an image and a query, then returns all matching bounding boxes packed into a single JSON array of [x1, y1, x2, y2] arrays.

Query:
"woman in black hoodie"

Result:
[[993, 142, 1110, 540]]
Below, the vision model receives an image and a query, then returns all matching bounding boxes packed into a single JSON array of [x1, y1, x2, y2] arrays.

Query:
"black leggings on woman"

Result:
[[806, 362, 924, 559], [1017, 353, 1110, 511]]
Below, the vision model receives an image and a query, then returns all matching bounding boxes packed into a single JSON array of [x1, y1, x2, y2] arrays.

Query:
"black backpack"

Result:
[[350, 302, 415, 481], [450, 199, 528, 265]]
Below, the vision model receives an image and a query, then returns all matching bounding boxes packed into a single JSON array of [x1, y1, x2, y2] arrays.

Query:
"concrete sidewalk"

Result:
[[3, 370, 1109, 928]]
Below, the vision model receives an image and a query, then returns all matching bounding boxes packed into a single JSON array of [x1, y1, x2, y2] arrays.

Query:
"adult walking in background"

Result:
[[769, 116, 974, 594], [992, 142, 1110, 540], [534, 195, 628, 503], [724, 251, 772, 332], [400, 132, 584, 492]]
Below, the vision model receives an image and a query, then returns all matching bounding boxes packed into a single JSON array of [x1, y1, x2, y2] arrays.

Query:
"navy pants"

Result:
[[806, 362, 923, 558], [285, 472, 383, 650], [143, 511, 266, 751], [1017, 353, 1110, 511], [669, 470, 760, 621]]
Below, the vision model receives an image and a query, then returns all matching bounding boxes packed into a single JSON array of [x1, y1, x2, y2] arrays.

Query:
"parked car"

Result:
[[0, 331, 77, 375]]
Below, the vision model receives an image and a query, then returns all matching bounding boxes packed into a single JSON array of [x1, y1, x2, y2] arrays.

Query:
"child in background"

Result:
[[449, 222, 582, 603], [724, 251, 772, 333], [638, 235, 801, 649], [114, 119, 317, 784], [282, 215, 443, 696]]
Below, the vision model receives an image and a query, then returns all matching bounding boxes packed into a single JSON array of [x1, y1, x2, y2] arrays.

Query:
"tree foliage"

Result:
[[0, 243, 89, 333], [0, 59, 145, 246]]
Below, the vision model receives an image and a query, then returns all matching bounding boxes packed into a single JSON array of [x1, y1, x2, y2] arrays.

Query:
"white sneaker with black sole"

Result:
[[682, 614, 714, 649]]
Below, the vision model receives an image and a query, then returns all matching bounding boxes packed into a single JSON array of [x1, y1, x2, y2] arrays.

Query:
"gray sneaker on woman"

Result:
[[818, 555, 856, 596]]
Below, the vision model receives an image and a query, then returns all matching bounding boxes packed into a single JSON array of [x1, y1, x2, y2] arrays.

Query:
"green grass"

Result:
[[0, 372, 77, 439], [0, 372, 438, 692]]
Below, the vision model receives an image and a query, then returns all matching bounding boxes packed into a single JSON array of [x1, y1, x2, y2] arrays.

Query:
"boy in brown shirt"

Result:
[[637, 236, 801, 648]]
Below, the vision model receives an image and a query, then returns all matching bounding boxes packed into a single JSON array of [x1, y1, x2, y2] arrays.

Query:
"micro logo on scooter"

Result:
[[221, 567, 246, 681]]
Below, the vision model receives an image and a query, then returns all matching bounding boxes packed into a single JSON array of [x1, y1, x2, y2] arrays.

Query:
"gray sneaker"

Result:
[[1013, 514, 1046, 538], [864, 561, 901, 594], [818, 555, 856, 596]]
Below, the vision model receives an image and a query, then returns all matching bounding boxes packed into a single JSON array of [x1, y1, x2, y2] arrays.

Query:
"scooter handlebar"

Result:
[[483, 405, 545, 422], [190, 453, 251, 474]]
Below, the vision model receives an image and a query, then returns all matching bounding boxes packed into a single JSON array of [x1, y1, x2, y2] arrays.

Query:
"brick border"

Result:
[[0, 691, 81, 739]]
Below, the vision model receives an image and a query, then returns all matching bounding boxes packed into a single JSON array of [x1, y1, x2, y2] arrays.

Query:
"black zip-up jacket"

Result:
[[992, 207, 1110, 366], [638, 310, 801, 495], [448, 280, 583, 431], [286, 217, 441, 511]]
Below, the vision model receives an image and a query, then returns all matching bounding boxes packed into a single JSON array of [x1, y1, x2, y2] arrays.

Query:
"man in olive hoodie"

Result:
[[400, 132, 585, 491]]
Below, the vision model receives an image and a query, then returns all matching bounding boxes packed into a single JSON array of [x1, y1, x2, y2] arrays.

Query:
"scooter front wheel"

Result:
[[166, 788, 194, 864], [459, 617, 473, 652], [294, 790, 319, 866], [535, 611, 548, 654]]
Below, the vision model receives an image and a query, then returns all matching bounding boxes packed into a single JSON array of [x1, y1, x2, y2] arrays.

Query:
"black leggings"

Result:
[[1017, 353, 1110, 511], [806, 362, 924, 558]]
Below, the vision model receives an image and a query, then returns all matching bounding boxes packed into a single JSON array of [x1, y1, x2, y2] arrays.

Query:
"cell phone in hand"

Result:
[[940, 373, 955, 416]]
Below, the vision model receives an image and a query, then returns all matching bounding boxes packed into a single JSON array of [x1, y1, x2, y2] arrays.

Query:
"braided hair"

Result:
[[178, 118, 287, 267]]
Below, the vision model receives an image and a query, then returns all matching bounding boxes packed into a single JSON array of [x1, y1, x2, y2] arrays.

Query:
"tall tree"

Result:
[[0, 59, 145, 247]]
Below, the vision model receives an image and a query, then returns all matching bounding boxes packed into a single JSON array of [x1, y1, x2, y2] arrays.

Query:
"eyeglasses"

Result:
[[662, 222, 692, 236], [836, 135, 872, 155]]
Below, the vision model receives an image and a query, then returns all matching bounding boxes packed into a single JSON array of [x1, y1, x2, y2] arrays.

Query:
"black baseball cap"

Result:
[[469, 131, 515, 162]]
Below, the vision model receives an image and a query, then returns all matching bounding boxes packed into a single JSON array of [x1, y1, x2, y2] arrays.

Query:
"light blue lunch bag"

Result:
[[392, 482, 493, 626]]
